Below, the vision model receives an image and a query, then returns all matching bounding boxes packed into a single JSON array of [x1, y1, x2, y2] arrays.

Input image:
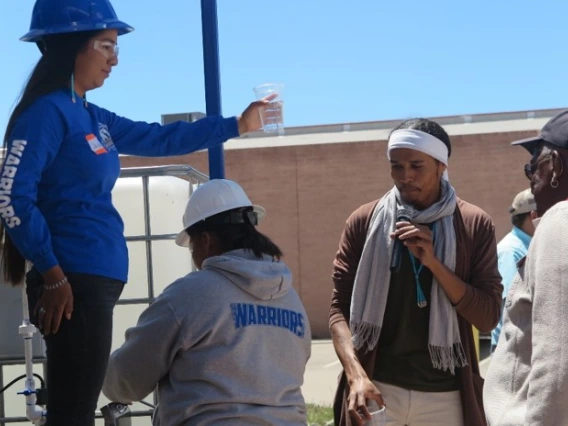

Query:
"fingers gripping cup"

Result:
[[366, 406, 386, 426], [253, 83, 284, 133]]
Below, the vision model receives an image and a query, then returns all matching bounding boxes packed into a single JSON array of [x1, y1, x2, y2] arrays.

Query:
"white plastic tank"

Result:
[[112, 175, 197, 297], [0, 174, 196, 359], [0, 173, 200, 425], [96, 174, 199, 425], [0, 283, 45, 359]]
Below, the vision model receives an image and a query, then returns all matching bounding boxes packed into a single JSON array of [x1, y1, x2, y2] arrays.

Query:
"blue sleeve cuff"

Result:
[[225, 116, 240, 139], [33, 251, 59, 274]]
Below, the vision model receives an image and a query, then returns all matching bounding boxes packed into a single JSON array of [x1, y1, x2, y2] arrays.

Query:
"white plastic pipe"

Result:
[[19, 284, 46, 425]]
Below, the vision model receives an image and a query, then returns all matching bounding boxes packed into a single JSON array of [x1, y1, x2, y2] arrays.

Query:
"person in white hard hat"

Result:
[[102, 179, 312, 426]]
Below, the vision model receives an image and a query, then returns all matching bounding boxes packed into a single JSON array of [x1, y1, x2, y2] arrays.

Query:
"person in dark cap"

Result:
[[490, 189, 536, 353], [484, 110, 568, 425]]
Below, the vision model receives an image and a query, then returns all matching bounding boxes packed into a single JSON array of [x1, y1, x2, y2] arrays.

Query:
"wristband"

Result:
[[44, 276, 68, 291]]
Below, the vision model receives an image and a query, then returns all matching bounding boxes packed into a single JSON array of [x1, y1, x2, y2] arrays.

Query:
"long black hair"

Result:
[[1, 31, 98, 285], [186, 207, 283, 260]]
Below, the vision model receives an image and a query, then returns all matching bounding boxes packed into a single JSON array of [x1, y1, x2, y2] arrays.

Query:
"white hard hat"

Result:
[[175, 179, 266, 247], [509, 188, 536, 216]]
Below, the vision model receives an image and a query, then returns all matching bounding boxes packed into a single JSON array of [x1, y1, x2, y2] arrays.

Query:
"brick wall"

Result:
[[121, 129, 537, 337]]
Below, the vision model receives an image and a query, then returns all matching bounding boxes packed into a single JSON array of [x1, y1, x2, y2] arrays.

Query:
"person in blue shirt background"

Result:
[[491, 188, 537, 353], [0, 0, 271, 424]]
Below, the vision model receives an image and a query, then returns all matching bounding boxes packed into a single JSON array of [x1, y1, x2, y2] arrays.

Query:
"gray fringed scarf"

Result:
[[349, 179, 467, 374]]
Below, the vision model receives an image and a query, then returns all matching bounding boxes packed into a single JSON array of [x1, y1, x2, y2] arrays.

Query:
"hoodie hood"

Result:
[[202, 249, 292, 300]]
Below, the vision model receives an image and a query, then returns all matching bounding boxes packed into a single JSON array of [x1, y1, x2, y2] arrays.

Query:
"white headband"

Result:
[[387, 129, 449, 180]]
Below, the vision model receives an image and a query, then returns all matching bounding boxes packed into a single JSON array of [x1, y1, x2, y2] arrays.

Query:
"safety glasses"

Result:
[[93, 40, 119, 59]]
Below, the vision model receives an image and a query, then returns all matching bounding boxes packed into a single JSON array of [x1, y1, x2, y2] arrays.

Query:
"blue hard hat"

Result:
[[20, 0, 134, 42]]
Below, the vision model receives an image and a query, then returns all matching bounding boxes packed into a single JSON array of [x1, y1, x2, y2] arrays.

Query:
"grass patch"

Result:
[[307, 403, 334, 425]]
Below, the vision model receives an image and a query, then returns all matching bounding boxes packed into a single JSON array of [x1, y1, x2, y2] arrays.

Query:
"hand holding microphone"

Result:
[[391, 209, 437, 269], [390, 207, 414, 273]]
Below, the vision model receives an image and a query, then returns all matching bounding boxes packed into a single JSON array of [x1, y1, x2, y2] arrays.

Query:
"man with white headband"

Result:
[[329, 118, 502, 426]]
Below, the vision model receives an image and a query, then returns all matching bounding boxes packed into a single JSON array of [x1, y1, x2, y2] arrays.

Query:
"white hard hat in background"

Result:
[[175, 179, 266, 247], [509, 188, 536, 216]]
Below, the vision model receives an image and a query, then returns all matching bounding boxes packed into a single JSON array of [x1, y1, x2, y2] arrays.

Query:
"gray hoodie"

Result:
[[103, 249, 311, 425]]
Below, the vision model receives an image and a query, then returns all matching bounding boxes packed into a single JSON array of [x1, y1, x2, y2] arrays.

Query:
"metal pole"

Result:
[[200, 0, 225, 179], [0, 365, 5, 426], [142, 176, 154, 300]]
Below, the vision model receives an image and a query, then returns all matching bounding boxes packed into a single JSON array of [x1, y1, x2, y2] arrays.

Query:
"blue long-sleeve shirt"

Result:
[[0, 89, 239, 282]]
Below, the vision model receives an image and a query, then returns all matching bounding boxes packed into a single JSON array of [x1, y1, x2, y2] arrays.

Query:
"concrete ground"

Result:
[[0, 340, 492, 425], [302, 339, 493, 407], [302, 340, 343, 406]]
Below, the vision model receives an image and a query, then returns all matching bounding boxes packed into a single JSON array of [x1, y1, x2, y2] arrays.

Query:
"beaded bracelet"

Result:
[[44, 276, 68, 291]]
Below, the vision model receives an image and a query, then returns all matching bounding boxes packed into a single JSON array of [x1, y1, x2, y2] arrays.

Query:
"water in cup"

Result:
[[253, 83, 284, 133]]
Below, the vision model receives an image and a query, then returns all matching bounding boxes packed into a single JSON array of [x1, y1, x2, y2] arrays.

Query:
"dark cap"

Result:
[[512, 109, 568, 154]]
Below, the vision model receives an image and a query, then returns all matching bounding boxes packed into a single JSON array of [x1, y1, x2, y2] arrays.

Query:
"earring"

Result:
[[551, 177, 559, 189]]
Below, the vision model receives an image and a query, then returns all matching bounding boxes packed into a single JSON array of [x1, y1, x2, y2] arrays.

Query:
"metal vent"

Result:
[[161, 112, 206, 125]]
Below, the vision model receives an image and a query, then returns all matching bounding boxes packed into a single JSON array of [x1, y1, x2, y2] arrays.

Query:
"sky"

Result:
[[1, 0, 567, 134]]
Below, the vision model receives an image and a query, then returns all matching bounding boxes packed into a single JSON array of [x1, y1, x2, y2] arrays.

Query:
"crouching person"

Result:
[[102, 179, 312, 425]]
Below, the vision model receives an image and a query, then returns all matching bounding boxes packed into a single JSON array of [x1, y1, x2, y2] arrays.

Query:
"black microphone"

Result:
[[390, 207, 414, 273]]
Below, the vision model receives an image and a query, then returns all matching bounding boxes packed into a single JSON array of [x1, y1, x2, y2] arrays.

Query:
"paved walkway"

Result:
[[302, 340, 493, 407], [302, 340, 342, 406]]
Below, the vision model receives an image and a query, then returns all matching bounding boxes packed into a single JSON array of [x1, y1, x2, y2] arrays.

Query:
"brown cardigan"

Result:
[[329, 198, 503, 426]]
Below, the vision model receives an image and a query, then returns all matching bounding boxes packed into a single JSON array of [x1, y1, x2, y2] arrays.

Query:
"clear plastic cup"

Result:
[[253, 83, 284, 133], [366, 406, 386, 426]]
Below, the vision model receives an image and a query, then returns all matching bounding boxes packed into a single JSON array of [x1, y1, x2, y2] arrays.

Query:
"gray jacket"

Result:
[[103, 249, 311, 425], [484, 201, 568, 425]]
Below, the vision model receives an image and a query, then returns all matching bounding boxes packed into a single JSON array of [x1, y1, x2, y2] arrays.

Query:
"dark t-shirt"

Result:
[[372, 247, 459, 392]]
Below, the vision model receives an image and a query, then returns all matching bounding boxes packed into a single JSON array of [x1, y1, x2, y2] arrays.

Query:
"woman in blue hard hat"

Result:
[[0, 0, 271, 424]]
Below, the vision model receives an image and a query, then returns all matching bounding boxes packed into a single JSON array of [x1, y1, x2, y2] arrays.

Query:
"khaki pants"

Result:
[[373, 381, 464, 426]]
